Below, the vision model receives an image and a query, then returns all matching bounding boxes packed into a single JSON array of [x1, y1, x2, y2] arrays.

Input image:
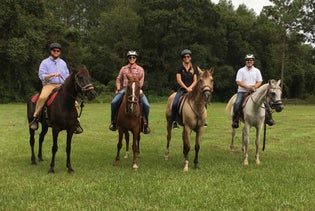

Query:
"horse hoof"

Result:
[[48, 169, 55, 174], [68, 168, 74, 173], [31, 161, 37, 165], [183, 167, 189, 172], [243, 161, 249, 165], [132, 164, 138, 169], [256, 160, 260, 165], [113, 161, 119, 166], [164, 156, 169, 161]]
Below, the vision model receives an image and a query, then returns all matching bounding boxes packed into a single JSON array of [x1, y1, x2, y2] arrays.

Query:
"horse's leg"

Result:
[[113, 130, 123, 166], [48, 129, 59, 173], [38, 124, 48, 162], [194, 126, 204, 170], [66, 131, 74, 173], [242, 124, 250, 165], [255, 125, 262, 165], [132, 132, 139, 169], [124, 131, 130, 159], [29, 129, 36, 165], [230, 128, 236, 152], [183, 126, 192, 172], [136, 132, 141, 158], [164, 119, 172, 160]]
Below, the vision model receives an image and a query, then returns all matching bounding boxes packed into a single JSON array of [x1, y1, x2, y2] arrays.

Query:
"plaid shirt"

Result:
[[116, 64, 144, 89]]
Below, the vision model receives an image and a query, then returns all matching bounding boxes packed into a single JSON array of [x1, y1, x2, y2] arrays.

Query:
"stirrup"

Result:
[[74, 123, 83, 134], [29, 117, 39, 130], [172, 121, 179, 129]]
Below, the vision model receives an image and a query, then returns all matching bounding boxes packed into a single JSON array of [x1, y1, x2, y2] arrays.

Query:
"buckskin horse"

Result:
[[226, 79, 284, 165], [165, 67, 214, 171], [27, 66, 96, 173], [113, 74, 142, 169]]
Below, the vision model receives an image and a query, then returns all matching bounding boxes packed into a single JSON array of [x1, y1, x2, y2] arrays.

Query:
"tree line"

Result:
[[0, 0, 314, 103]]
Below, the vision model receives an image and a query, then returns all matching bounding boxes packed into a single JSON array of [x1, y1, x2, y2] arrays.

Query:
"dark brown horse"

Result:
[[27, 66, 96, 173], [165, 67, 214, 171], [113, 74, 142, 169]]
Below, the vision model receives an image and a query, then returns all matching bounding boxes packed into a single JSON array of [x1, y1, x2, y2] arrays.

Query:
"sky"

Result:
[[211, 0, 273, 15]]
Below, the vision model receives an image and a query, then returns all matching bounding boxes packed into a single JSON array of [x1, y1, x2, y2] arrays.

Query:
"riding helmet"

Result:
[[127, 50, 138, 57], [49, 42, 62, 50], [181, 49, 192, 57], [244, 54, 255, 60]]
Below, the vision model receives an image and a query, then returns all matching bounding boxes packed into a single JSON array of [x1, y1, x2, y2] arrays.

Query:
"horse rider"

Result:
[[109, 50, 151, 134], [171, 49, 199, 129], [232, 54, 275, 128], [29, 42, 83, 134]]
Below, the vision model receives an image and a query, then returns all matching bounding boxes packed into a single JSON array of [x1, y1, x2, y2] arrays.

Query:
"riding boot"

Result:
[[109, 121, 117, 131], [232, 114, 239, 128], [29, 117, 39, 130], [143, 117, 151, 134], [265, 104, 275, 126]]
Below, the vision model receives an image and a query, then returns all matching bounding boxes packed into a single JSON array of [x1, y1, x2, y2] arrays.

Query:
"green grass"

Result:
[[1, 103, 314, 210]]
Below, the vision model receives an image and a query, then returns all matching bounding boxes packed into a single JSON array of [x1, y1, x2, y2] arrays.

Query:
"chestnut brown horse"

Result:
[[27, 66, 96, 173], [113, 74, 142, 169], [165, 67, 214, 171]]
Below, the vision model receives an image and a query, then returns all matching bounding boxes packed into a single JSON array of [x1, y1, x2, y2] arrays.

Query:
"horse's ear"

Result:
[[277, 79, 281, 87], [69, 67, 78, 74], [197, 66, 203, 74], [209, 67, 214, 74]]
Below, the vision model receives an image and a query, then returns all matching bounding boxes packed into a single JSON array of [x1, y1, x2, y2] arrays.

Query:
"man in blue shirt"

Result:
[[29, 43, 82, 133]]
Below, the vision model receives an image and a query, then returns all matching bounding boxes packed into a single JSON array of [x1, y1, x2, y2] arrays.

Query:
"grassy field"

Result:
[[1, 102, 314, 210]]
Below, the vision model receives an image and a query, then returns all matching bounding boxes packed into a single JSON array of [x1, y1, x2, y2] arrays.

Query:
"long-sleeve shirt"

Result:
[[116, 64, 144, 89], [38, 56, 69, 85]]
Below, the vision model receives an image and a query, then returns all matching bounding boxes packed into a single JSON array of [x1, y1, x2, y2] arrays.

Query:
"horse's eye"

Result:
[[270, 92, 276, 97]]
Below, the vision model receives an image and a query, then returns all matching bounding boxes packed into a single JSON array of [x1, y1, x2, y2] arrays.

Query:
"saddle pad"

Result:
[[31, 93, 40, 103], [46, 91, 59, 106]]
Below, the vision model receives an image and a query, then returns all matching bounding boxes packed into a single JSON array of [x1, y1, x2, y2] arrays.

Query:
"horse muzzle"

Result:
[[202, 90, 212, 104], [271, 100, 284, 112], [83, 86, 96, 100]]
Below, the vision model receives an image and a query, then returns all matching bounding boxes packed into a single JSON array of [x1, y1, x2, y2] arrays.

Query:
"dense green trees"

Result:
[[1, 0, 314, 103]]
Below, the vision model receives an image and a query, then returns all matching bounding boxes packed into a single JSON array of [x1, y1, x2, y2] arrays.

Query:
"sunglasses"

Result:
[[183, 55, 191, 59], [128, 56, 136, 60], [246, 59, 254, 62], [52, 49, 61, 53]]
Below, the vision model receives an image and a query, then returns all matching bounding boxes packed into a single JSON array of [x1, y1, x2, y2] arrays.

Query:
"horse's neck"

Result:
[[188, 86, 205, 109], [251, 84, 268, 107], [60, 75, 77, 104]]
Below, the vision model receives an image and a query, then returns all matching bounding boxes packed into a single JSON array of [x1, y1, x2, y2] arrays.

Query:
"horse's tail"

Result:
[[225, 94, 237, 118]]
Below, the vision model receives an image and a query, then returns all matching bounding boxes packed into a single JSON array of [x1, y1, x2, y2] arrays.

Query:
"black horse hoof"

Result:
[[68, 168, 74, 173], [48, 169, 55, 174]]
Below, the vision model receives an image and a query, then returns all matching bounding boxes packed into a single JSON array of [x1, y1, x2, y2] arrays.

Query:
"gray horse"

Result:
[[226, 79, 284, 165]]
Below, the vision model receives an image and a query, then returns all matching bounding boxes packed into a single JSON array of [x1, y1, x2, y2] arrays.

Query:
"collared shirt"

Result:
[[39, 56, 69, 85], [236, 65, 263, 92], [176, 65, 199, 88], [116, 64, 144, 88]]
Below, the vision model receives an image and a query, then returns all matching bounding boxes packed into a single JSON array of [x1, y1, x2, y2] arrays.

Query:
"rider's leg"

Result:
[[30, 84, 60, 130], [232, 92, 244, 128], [265, 102, 275, 126], [140, 94, 151, 134], [109, 90, 124, 131], [171, 92, 182, 129]]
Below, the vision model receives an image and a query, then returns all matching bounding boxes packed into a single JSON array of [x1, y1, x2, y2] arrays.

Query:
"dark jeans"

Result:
[[171, 88, 186, 122]]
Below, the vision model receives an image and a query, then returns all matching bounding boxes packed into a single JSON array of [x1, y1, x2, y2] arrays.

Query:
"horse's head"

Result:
[[197, 67, 214, 104], [125, 74, 141, 115], [267, 79, 284, 112], [73, 67, 96, 100]]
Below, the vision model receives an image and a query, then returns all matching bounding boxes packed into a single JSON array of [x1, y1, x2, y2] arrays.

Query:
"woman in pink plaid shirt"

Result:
[[109, 50, 151, 134]]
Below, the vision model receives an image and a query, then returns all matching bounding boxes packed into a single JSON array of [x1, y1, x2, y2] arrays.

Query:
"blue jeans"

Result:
[[233, 92, 246, 116], [111, 88, 150, 123], [171, 88, 185, 122]]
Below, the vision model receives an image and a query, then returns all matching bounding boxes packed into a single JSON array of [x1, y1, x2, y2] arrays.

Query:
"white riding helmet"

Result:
[[127, 50, 138, 57], [245, 54, 255, 60]]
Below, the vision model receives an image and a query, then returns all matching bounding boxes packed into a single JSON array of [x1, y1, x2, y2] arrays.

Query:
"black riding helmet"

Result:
[[49, 42, 62, 51]]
